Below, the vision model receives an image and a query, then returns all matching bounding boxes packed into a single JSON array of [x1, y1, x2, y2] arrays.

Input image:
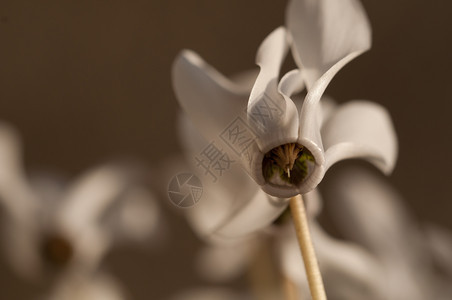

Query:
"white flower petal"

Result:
[[172, 50, 250, 145], [249, 27, 289, 107], [311, 223, 386, 300], [276, 190, 384, 299], [213, 188, 286, 238], [109, 186, 161, 243], [45, 271, 125, 300], [323, 164, 417, 257], [322, 101, 397, 174], [424, 224, 452, 278], [56, 165, 132, 233], [286, 0, 371, 90], [278, 69, 305, 98], [186, 174, 287, 239], [196, 239, 254, 282], [322, 164, 430, 299], [170, 288, 250, 300], [179, 115, 288, 239], [296, 53, 362, 195], [247, 27, 299, 153], [0, 122, 37, 222]]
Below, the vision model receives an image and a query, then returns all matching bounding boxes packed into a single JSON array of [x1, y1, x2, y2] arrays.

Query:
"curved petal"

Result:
[[56, 164, 136, 233], [180, 115, 289, 239], [186, 174, 287, 239], [322, 164, 430, 299], [196, 238, 255, 282], [323, 164, 414, 256], [0, 122, 37, 222], [424, 224, 452, 278], [286, 0, 371, 90], [245, 27, 303, 185], [296, 53, 362, 195], [311, 223, 387, 300], [322, 101, 398, 174], [213, 188, 287, 238], [248, 27, 289, 108], [173, 50, 251, 145]]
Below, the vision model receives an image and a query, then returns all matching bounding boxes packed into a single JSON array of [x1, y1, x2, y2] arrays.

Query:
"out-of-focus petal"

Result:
[[72, 225, 111, 272], [286, 0, 371, 90], [424, 224, 452, 278], [172, 50, 250, 145], [169, 288, 250, 300], [276, 190, 385, 300], [56, 165, 132, 233], [44, 271, 126, 300], [322, 101, 398, 174], [108, 186, 162, 243], [311, 223, 386, 300], [2, 221, 41, 281], [180, 115, 288, 239], [213, 188, 286, 238], [186, 175, 286, 239], [322, 164, 429, 299], [0, 122, 37, 222], [196, 238, 255, 282]]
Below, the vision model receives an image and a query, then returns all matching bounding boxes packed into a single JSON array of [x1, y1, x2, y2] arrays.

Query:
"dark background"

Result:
[[0, 0, 451, 299]]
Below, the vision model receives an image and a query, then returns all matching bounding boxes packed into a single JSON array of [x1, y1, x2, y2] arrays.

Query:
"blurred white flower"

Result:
[[169, 287, 251, 300], [42, 271, 126, 300], [322, 163, 452, 299], [172, 0, 397, 199], [0, 122, 162, 282]]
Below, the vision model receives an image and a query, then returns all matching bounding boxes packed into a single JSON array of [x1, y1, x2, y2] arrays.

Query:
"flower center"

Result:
[[262, 143, 315, 187], [40, 233, 74, 268]]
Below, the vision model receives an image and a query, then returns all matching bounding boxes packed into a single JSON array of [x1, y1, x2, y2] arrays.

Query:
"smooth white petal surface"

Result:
[[286, 0, 371, 90], [296, 53, 363, 195], [322, 101, 397, 174], [247, 27, 299, 153], [173, 50, 250, 146]]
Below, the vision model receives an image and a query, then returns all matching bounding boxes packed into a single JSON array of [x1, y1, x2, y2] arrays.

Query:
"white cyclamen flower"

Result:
[[42, 271, 126, 300], [173, 0, 397, 238], [322, 163, 452, 299], [172, 0, 397, 199], [0, 123, 161, 281]]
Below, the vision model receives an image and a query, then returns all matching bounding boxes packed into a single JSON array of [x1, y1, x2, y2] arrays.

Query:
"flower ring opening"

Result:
[[262, 143, 315, 188]]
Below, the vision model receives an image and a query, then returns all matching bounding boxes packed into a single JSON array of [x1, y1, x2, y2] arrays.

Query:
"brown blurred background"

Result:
[[0, 0, 451, 299]]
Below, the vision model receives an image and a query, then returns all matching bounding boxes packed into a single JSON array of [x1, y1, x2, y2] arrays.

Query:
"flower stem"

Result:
[[289, 194, 327, 300]]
